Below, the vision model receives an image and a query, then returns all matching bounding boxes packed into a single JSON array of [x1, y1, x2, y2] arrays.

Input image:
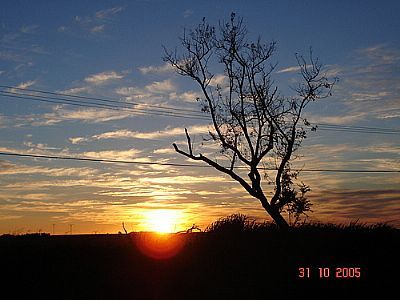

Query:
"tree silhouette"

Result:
[[164, 13, 336, 229]]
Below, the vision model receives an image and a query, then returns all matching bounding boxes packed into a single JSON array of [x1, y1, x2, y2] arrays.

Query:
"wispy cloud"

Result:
[[20, 106, 132, 127], [183, 9, 193, 18], [0, 24, 44, 75], [138, 63, 174, 75], [20, 24, 39, 34], [276, 66, 301, 74], [357, 44, 400, 65], [95, 7, 124, 19], [309, 189, 400, 227], [305, 112, 366, 125], [84, 71, 125, 84], [168, 91, 201, 103], [145, 79, 176, 93], [58, 6, 124, 37], [0, 159, 99, 177], [115, 79, 179, 104], [16, 80, 36, 89], [340, 44, 400, 120], [81, 149, 141, 160], [59, 86, 92, 95], [69, 124, 211, 143], [153, 147, 176, 155], [90, 25, 105, 33], [69, 137, 87, 145], [209, 74, 227, 86]]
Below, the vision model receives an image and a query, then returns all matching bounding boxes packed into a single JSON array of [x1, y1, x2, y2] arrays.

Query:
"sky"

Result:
[[0, 0, 399, 234]]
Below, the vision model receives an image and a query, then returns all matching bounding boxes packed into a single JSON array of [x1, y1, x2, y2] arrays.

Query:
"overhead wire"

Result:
[[0, 151, 399, 173], [0, 85, 399, 135], [0, 90, 210, 121], [0, 84, 201, 114]]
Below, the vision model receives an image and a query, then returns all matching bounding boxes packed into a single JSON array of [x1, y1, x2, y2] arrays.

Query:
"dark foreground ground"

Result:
[[1, 228, 399, 299]]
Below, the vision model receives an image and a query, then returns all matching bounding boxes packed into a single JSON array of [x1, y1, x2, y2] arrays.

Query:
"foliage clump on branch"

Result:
[[164, 13, 336, 229]]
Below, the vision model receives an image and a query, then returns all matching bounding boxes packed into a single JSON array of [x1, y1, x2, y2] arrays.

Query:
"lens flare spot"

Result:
[[134, 232, 185, 260]]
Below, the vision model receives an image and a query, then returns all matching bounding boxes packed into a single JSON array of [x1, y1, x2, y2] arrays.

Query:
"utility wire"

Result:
[[318, 123, 400, 132], [316, 123, 400, 135], [1, 85, 399, 135], [316, 127, 399, 135], [0, 91, 210, 121], [1, 151, 399, 173], [0, 84, 201, 114], [0, 90, 208, 118]]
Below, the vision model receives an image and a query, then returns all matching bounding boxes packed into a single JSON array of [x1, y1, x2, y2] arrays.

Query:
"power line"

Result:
[[0, 91, 209, 121], [0, 89, 206, 119], [316, 123, 400, 135], [318, 123, 400, 132], [316, 127, 399, 135], [1, 151, 399, 173], [0, 84, 201, 114], [1, 85, 399, 135]]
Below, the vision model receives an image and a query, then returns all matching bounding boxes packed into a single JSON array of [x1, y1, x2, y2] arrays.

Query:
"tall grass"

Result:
[[205, 213, 396, 234]]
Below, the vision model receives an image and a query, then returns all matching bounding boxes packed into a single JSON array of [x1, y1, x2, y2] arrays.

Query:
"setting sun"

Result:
[[143, 209, 182, 233]]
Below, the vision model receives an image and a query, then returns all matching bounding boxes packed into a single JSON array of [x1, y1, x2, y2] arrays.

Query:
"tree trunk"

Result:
[[259, 197, 289, 229], [268, 207, 289, 229]]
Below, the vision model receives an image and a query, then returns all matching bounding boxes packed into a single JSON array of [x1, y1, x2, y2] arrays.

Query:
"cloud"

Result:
[[357, 44, 400, 65], [25, 106, 132, 126], [115, 79, 180, 105], [378, 112, 400, 119], [90, 25, 105, 33], [309, 189, 400, 227], [306, 112, 366, 125], [277, 64, 341, 76], [139, 175, 224, 185], [81, 149, 141, 160], [153, 148, 176, 155], [339, 44, 400, 119], [20, 25, 39, 34], [23, 141, 60, 151], [302, 44, 400, 123], [0, 24, 45, 75], [70, 124, 211, 143], [183, 9, 193, 18], [95, 7, 124, 19], [168, 91, 201, 102], [276, 66, 301, 74], [145, 79, 176, 93], [351, 91, 391, 102], [69, 137, 88, 144], [57, 26, 67, 32], [138, 63, 174, 75], [59, 86, 92, 95], [15, 80, 36, 89], [0, 159, 99, 177], [84, 71, 125, 84], [58, 69, 129, 97], [58, 6, 124, 37], [209, 74, 227, 86], [115, 86, 156, 102], [52, 107, 131, 123]]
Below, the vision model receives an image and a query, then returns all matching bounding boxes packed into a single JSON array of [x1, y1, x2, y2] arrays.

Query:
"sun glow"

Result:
[[143, 209, 181, 233]]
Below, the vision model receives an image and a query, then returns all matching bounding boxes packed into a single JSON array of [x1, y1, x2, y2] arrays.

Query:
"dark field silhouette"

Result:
[[1, 215, 398, 299]]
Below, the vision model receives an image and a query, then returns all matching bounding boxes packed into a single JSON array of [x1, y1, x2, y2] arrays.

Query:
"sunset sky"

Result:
[[0, 0, 399, 234]]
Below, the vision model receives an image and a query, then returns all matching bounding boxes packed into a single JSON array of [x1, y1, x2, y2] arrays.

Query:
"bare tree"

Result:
[[163, 13, 336, 229]]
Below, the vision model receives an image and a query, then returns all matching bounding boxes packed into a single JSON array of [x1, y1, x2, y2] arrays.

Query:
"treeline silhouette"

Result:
[[1, 215, 398, 299]]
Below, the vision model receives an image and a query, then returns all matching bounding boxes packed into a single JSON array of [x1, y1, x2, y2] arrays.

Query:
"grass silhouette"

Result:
[[1, 214, 398, 299]]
